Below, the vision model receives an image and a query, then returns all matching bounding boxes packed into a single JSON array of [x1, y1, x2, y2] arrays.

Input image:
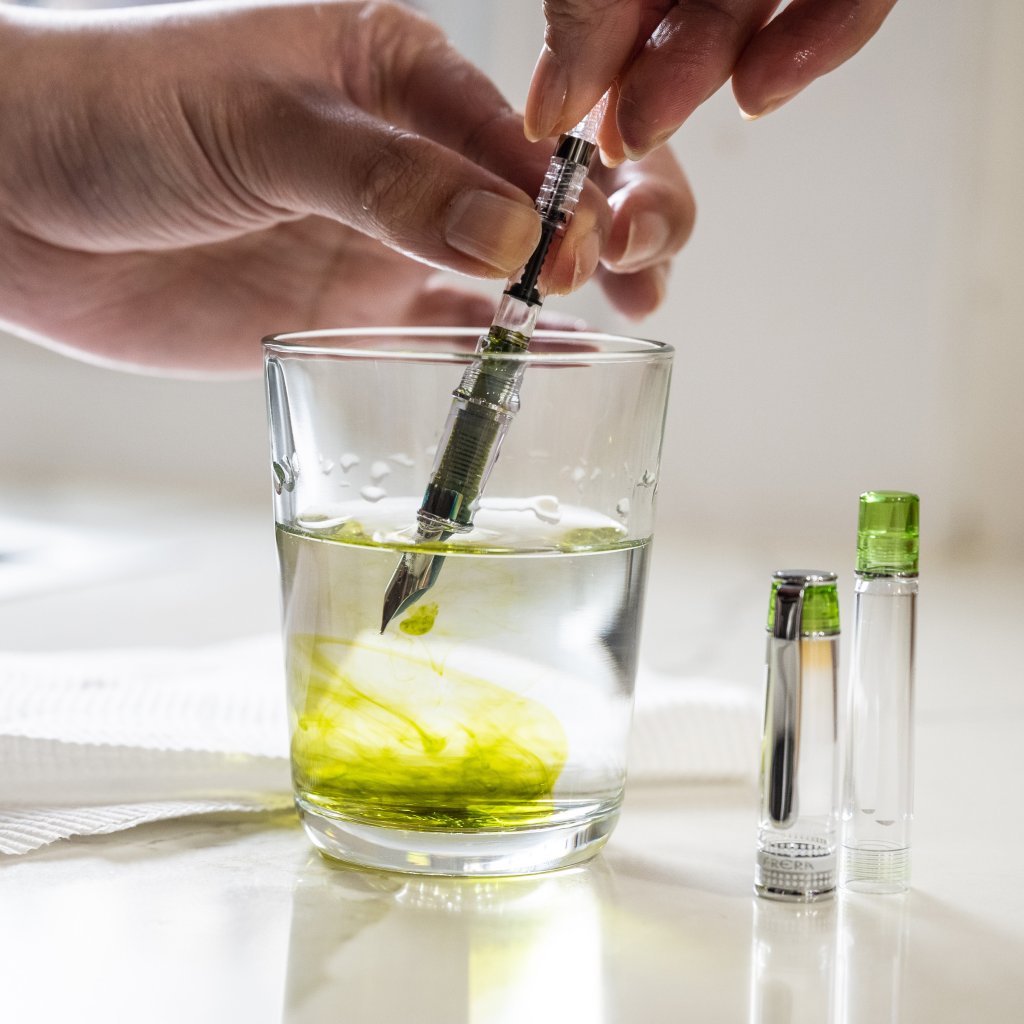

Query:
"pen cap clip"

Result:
[[762, 571, 839, 829]]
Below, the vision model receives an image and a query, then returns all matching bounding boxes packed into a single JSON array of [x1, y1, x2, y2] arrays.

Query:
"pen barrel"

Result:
[[417, 354, 524, 533], [756, 570, 840, 902], [756, 634, 840, 901], [507, 151, 592, 305], [841, 575, 917, 893], [535, 151, 591, 223]]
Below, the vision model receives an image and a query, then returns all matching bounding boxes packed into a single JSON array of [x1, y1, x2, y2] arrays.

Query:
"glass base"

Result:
[[297, 798, 618, 876]]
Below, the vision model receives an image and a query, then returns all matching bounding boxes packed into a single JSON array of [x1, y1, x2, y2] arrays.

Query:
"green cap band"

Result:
[[766, 571, 840, 636], [857, 491, 920, 576]]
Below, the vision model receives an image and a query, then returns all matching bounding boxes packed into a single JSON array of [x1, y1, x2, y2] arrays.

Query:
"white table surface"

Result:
[[1, 490, 1021, 1023]]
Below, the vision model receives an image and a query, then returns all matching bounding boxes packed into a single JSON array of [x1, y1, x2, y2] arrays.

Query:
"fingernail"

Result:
[[738, 92, 796, 121], [445, 190, 540, 273], [622, 129, 673, 163], [524, 49, 568, 142], [618, 211, 671, 271], [571, 230, 602, 291], [649, 263, 669, 307]]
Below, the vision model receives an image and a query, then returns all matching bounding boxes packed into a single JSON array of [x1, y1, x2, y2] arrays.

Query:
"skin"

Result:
[[525, 0, 899, 160], [0, 0, 694, 376]]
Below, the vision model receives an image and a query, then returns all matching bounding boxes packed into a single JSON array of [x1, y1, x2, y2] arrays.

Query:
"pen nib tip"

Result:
[[379, 549, 446, 632]]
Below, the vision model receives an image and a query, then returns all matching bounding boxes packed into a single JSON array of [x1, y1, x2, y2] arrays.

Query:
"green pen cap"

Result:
[[766, 571, 840, 636], [857, 491, 920, 576]]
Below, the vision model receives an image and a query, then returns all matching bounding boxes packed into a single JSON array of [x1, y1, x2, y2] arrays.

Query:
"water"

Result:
[[276, 498, 649, 875]]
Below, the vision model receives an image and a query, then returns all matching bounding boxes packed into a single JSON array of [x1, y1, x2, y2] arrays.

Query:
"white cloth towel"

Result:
[[0, 635, 759, 856]]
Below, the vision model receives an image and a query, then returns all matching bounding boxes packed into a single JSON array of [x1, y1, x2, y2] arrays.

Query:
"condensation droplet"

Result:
[[616, 498, 631, 519], [318, 454, 335, 475], [360, 485, 387, 503], [570, 466, 587, 484], [297, 513, 348, 530], [531, 495, 561, 523], [369, 460, 391, 482], [339, 453, 360, 472], [388, 452, 415, 467], [272, 455, 298, 494], [640, 469, 657, 487]]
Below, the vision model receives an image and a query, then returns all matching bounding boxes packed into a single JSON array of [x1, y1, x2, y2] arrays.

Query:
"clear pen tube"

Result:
[[841, 576, 917, 890], [840, 491, 919, 893]]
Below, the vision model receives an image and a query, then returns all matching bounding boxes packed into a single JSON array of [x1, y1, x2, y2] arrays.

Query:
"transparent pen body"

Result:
[[841, 575, 917, 892], [756, 631, 840, 902]]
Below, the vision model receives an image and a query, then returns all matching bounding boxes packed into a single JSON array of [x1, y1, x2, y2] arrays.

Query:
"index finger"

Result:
[[732, 0, 899, 117]]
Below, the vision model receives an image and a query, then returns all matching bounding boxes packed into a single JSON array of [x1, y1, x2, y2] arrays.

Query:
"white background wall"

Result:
[[3, 0, 1022, 559]]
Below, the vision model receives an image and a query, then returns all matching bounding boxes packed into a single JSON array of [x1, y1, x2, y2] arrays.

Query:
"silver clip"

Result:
[[762, 576, 805, 829]]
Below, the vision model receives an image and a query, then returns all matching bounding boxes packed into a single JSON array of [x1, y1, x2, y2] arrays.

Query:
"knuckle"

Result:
[[358, 129, 435, 237]]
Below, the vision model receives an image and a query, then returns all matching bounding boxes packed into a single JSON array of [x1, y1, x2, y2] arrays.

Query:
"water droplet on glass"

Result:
[[360, 485, 387, 503], [318, 454, 335, 475], [640, 469, 657, 487], [616, 498, 631, 520], [370, 460, 391, 482], [531, 495, 561, 523], [272, 456, 297, 494], [571, 466, 586, 484], [297, 513, 348, 530], [339, 453, 360, 472], [388, 452, 415, 468]]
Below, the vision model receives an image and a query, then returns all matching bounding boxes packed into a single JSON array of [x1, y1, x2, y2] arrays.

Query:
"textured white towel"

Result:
[[0, 635, 759, 856]]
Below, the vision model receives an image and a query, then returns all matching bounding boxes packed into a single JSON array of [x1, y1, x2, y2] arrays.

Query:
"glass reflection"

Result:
[[284, 859, 607, 1024]]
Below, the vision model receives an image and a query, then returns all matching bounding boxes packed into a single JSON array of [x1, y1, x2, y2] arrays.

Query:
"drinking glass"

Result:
[[264, 327, 673, 875]]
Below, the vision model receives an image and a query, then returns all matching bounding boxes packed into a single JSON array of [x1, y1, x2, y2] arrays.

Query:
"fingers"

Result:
[[525, 0, 653, 142], [597, 262, 671, 320], [531, 1, 895, 160], [595, 147, 695, 271], [245, 94, 540, 278], [612, 0, 780, 159], [527, 1, 781, 157], [588, 146, 695, 316], [732, 0, 899, 117], [234, 3, 547, 281]]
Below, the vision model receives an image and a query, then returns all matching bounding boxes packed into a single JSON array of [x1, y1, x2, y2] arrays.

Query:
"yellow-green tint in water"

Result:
[[288, 633, 568, 830], [287, 512, 635, 557], [399, 602, 438, 636]]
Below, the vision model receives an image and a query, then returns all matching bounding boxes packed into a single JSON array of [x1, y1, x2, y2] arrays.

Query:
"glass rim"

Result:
[[262, 326, 673, 364]]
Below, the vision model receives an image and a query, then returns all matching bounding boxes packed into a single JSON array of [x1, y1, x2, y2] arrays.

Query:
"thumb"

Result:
[[525, 0, 650, 141], [242, 91, 542, 279]]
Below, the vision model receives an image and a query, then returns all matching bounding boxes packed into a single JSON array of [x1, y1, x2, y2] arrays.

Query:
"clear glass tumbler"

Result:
[[263, 328, 673, 876]]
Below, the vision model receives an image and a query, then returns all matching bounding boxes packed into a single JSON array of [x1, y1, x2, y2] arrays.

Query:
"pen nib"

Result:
[[380, 549, 445, 632]]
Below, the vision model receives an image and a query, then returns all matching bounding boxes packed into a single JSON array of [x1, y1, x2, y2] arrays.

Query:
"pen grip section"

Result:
[[418, 351, 525, 535]]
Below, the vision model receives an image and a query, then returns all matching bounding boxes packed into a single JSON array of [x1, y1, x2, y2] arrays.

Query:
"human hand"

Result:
[[0, 1, 692, 375], [526, 0, 898, 160]]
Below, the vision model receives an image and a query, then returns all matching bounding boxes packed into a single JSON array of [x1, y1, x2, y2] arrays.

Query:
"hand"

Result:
[[526, 0, 899, 160], [0, 1, 693, 375]]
